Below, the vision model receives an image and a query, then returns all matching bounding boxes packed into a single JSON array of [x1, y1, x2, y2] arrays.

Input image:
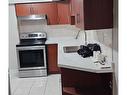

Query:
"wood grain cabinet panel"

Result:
[[61, 68, 113, 95], [31, 3, 58, 24], [15, 4, 32, 16], [74, 0, 113, 30], [47, 44, 60, 74], [75, 0, 84, 29], [15, 3, 58, 25], [57, 2, 71, 24], [70, 0, 76, 16], [15, 2, 73, 25], [84, 0, 113, 30]]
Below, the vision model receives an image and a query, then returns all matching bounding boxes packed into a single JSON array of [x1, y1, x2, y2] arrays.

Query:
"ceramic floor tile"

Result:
[[29, 78, 47, 95], [18, 79, 35, 88], [10, 79, 19, 94], [13, 87, 31, 95], [29, 86, 46, 95], [11, 78, 35, 95], [44, 74, 62, 95], [32, 77, 47, 87], [10, 71, 62, 95]]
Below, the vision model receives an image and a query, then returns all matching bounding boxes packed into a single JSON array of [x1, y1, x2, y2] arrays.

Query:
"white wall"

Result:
[[113, 0, 118, 84], [112, 0, 118, 95], [9, 5, 19, 70]]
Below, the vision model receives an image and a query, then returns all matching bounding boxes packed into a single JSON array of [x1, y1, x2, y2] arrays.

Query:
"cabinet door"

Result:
[[32, 3, 58, 25], [15, 3, 58, 25], [57, 2, 71, 24], [84, 0, 113, 30], [74, 0, 113, 30], [70, 0, 76, 16], [75, 0, 84, 30], [61, 68, 113, 95], [15, 4, 32, 16], [47, 44, 60, 74]]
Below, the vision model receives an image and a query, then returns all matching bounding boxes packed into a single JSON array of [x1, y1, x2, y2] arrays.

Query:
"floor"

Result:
[[9, 70, 62, 95]]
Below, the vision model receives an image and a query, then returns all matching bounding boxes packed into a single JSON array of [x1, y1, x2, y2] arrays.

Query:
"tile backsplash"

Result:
[[18, 19, 47, 33], [84, 29, 113, 60], [44, 25, 112, 48], [86, 29, 112, 48], [43, 25, 80, 38], [19, 23, 112, 48]]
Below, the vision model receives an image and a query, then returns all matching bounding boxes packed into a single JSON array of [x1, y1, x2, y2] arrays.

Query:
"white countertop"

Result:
[[46, 37, 113, 73]]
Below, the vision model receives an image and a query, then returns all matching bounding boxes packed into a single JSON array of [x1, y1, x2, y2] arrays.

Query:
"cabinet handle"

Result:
[[32, 7, 34, 14], [30, 7, 34, 14], [30, 7, 32, 14], [109, 81, 112, 89], [79, 14, 80, 23], [77, 14, 80, 24], [76, 14, 78, 23]]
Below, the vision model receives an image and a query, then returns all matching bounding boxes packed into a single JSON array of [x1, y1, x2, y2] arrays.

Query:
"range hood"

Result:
[[9, 0, 64, 4], [17, 14, 48, 33], [17, 14, 47, 20]]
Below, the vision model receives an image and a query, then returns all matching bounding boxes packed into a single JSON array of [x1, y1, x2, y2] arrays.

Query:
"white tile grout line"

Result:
[[12, 83, 18, 95], [43, 77, 48, 95], [12, 79, 21, 95], [28, 80, 36, 95], [59, 76, 62, 95]]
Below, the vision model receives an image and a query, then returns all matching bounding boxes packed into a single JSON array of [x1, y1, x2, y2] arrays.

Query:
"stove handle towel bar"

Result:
[[16, 46, 45, 51]]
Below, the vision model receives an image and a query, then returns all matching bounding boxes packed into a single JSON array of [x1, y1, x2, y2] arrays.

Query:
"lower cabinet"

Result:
[[61, 68, 113, 95], [47, 44, 60, 74]]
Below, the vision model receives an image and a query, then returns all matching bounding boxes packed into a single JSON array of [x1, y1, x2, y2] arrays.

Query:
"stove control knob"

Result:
[[39, 34, 42, 37], [42, 33, 46, 38]]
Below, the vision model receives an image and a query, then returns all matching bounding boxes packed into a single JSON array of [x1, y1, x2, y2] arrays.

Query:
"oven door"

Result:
[[16, 45, 47, 70]]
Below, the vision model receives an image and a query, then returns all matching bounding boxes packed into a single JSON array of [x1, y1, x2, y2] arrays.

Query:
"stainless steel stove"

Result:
[[16, 32, 47, 78]]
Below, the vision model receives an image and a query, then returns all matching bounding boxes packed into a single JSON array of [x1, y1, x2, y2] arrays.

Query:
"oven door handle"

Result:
[[16, 46, 45, 50]]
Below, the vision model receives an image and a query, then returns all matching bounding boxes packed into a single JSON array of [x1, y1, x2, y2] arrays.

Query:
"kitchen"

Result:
[[9, 0, 118, 95]]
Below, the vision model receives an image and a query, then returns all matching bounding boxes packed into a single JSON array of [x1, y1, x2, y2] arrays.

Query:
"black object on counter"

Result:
[[77, 43, 101, 58], [87, 43, 101, 53], [77, 45, 93, 58]]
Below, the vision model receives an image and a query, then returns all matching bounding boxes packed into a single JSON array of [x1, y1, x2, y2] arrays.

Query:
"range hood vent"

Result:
[[17, 15, 47, 21]]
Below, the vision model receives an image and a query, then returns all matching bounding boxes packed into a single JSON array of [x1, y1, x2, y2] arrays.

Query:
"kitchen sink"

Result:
[[63, 46, 80, 53]]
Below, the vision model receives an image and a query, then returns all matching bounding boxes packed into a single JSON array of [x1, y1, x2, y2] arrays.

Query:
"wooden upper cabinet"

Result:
[[75, 0, 84, 29], [57, 2, 71, 24], [15, 3, 58, 25], [15, 4, 31, 16], [74, 0, 113, 30], [84, 0, 113, 30], [31, 3, 58, 25], [70, 0, 76, 16], [15, 2, 72, 25]]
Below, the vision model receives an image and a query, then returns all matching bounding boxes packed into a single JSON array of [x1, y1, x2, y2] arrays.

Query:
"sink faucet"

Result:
[[75, 30, 81, 39], [75, 30, 87, 45]]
